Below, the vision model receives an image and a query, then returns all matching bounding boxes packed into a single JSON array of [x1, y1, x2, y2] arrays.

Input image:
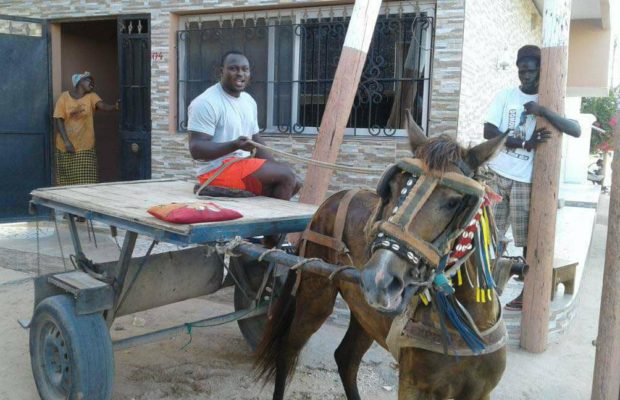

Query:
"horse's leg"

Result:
[[334, 313, 374, 400], [272, 274, 338, 400], [398, 349, 440, 400]]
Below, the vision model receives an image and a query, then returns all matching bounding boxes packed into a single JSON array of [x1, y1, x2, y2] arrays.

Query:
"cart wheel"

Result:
[[233, 258, 283, 351], [29, 295, 114, 400]]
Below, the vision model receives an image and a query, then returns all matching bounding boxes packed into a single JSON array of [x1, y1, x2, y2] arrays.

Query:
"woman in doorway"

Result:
[[53, 71, 119, 186]]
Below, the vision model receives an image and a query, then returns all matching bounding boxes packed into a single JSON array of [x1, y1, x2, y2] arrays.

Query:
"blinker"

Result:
[[372, 158, 486, 268]]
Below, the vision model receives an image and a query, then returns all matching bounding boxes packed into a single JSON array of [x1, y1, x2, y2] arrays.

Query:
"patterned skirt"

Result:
[[55, 148, 99, 186]]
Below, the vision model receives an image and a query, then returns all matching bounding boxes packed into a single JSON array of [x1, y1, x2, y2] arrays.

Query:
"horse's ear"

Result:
[[377, 164, 400, 200], [406, 108, 427, 152], [465, 132, 509, 170]]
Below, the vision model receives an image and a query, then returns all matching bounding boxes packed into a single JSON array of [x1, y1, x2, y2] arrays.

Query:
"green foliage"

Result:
[[581, 89, 619, 153]]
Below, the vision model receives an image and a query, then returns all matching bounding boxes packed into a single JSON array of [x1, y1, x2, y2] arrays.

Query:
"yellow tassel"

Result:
[[487, 288, 492, 301], [481, 290, 487, 303], [457, 269, 463, 286], [476, 287, 481, 302]]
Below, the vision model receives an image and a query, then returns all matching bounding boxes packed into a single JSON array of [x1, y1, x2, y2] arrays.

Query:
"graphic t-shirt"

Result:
[[53, 91, 102, 152], [486, 87, 538, 183], [187, 83, 260, 176]]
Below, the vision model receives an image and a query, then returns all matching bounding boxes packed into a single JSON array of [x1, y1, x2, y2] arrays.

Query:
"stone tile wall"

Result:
[[457, 0, 542, 146], [1, 0, 466, 193]]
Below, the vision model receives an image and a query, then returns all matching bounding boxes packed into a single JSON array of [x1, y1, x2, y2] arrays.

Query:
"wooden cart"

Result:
[[27, 179, 317, 400]]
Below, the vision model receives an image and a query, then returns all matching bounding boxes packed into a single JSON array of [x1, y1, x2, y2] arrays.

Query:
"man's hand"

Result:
[[234, 136, 255, 152], [524, 101, 545, 117], [524, 127, 551, 151], [64, 141, 76, 154]]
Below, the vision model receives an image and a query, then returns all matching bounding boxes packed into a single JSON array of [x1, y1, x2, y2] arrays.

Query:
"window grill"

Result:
[[177, 4, 434, 136]]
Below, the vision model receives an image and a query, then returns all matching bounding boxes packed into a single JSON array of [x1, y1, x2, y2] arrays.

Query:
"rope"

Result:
[[247, 139, 384, 174], [290, 257, 323, 271], [328, 265, 355, 281]]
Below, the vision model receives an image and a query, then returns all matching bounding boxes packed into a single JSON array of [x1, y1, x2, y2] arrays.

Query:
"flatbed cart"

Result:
[[26, 178, 329, 400]]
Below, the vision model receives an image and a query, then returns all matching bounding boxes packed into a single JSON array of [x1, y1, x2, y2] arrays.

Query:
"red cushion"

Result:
[[147, 202, 243, 224]]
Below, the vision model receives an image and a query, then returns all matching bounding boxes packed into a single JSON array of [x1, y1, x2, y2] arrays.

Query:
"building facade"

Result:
[[2, 0, 603, 205]]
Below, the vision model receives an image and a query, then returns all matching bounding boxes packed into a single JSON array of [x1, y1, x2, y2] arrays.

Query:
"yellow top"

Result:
[[53, 91, 102, 152]]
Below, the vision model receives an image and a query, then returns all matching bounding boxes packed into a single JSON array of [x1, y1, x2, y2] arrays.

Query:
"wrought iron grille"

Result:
[[177, 10, 433, 136]]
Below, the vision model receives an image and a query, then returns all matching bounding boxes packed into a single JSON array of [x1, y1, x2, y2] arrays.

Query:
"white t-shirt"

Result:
[[187, 83, 260, 176], [486, 87, 538, 183]]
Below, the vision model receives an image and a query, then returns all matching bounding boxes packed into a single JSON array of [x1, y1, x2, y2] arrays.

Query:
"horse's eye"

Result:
[[445, 198, 461, 209]]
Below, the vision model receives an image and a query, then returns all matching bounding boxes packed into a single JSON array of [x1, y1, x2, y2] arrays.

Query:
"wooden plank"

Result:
[[520, 0, 572, 353], [297, 0, 383, 207], [591, 111, 620, 400], [49, 271, 108, 290], [31, 180, 318, 241]]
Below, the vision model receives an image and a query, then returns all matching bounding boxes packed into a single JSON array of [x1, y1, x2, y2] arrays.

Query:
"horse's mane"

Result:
[[415, 134, 466, 173]]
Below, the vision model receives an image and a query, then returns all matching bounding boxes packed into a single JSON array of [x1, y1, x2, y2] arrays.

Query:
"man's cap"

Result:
[[516, 45, 541, 65], [72, 71, 91, 87]]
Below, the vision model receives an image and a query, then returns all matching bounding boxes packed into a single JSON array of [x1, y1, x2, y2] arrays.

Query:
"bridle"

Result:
[[370, 157, 502, 354], [370, 158, 487, 293]]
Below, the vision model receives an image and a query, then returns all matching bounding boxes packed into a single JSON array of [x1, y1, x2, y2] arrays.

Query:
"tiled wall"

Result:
[[457, 0, 542, 146], [1, 0, 467, 194]]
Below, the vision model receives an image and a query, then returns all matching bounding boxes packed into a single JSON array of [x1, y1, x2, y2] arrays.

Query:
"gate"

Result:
[[118, 15, 151, 181], [0, 16, 51, 221]]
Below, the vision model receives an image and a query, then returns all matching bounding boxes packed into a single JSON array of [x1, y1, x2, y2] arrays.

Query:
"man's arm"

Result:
[[484, 123, 551, 152], [250, 133, 274, 161], [53, 118, 75, 153], [524, 101, 581, 138], [188, 131, 255, 161]]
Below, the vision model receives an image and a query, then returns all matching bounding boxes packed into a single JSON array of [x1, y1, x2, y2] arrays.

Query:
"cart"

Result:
[[26, 179, 320, 400]]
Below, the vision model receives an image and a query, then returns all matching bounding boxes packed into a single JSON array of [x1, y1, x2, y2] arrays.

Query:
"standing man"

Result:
[[188, 51, 300, 201], [484, 45, 581, 311], [53, 72, 119, 186]]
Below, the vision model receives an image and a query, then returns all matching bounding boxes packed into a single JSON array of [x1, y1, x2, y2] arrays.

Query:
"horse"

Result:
[[255, 113, 509, 400]]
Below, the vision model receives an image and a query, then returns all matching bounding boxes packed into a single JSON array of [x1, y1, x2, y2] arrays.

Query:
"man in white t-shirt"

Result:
[[484, 45, 581, 310], [188, 51, 300, 201]]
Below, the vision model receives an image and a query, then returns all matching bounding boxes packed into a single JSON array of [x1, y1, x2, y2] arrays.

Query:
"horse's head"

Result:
[[360, 111, 507, 314]]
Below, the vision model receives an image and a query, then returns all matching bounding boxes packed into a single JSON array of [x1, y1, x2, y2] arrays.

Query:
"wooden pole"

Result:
[[297, 0, 382, 206], [520, 0, 572, 353], [591, 111, 620, 400]]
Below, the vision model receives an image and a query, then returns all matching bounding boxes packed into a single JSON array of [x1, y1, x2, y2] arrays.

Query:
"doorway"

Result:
[[51, 19, 120, 182]]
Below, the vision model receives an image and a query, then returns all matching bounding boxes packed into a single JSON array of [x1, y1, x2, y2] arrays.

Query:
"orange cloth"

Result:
[[197, 157, 266, 195], [53, 91, 102, 152]]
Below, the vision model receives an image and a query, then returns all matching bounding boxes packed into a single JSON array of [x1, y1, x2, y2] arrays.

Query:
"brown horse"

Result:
[[255, 118, 508, 400]]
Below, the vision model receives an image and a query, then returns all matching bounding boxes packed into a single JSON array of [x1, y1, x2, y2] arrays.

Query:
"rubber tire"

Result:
[[29, 294, 114, 400], [233, 258, 282, 352]]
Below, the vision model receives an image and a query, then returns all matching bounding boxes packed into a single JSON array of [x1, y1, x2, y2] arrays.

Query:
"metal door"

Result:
[[0, 16, 51, 221], [118, 15, 151, 181]]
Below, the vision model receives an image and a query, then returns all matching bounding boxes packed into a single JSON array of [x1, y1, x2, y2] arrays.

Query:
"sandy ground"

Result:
[[0, 194, 609, 399]]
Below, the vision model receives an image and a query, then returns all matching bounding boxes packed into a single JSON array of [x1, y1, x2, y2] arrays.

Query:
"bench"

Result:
[[551, 258, 578, 300]]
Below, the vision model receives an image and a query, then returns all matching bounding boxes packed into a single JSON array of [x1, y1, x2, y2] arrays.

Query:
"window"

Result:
[[177, 3, 434, 136]]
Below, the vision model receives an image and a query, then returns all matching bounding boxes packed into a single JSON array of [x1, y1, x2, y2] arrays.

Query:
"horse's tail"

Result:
[[253, 269, 299, 384]]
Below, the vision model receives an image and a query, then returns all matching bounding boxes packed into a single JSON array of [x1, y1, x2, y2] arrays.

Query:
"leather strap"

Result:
[[333, 189, 361, 245], [301, 230, 348, 254], [299, 189, 360, 258]]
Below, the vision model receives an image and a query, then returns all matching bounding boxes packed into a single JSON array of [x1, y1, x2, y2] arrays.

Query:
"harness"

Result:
[[300, 158, 506, 357]]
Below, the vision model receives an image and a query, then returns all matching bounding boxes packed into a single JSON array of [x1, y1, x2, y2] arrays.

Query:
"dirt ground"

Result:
[[0, 194, 609, 399]]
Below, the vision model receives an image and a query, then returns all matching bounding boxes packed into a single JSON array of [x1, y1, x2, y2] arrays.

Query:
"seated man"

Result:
[[188, 50, 301, 200]]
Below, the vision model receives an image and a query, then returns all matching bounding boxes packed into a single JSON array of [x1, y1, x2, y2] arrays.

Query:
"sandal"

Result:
[[505, 292, 523, 311]]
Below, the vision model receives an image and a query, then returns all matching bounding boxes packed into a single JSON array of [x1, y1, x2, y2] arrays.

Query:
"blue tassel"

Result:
[[435, 292, 486, 354]]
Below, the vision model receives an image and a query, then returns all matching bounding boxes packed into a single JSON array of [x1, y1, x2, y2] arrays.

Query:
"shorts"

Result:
[[488, 172, 532, 247], [197, 157, 266, 195]]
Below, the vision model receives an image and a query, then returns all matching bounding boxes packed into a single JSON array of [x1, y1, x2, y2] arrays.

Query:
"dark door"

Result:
[[118, 15, 151, 181], [0, 16, 51, 221]]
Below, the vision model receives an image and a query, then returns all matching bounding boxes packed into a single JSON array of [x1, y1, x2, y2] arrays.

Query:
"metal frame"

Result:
[[176, 3, 436, 137]]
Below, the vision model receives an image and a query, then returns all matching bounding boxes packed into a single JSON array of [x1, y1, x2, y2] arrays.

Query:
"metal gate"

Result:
[[0, 16, 51, 221], [118, 15, 151, 181]]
